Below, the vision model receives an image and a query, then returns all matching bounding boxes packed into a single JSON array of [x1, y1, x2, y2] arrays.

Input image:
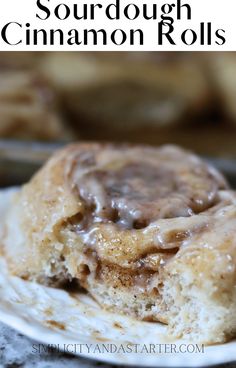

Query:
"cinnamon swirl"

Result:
[[4, 143, 236, 343]]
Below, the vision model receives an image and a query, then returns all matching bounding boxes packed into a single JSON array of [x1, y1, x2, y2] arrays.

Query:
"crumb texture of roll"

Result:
[[4, 143, 236, 344]]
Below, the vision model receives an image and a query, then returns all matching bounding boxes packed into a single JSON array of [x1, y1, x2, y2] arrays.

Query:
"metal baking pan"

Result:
[[0, 140, 61, 187], [0, 140, 235, 188]]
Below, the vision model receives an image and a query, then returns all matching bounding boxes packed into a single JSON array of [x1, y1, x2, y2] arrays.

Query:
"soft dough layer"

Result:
[[3, 143, 236, 344]]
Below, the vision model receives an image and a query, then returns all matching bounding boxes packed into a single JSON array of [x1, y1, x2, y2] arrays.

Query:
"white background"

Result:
[[0, 0, 234, 51]]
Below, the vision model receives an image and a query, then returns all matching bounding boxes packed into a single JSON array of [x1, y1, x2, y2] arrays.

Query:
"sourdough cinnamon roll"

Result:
[[0, 70, 72, 140], [39, 53, 210, 137], [4, 143, 236, 343]]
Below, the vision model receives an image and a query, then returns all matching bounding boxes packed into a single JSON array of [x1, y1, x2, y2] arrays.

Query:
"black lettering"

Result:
[[111, 29, 126, 45], [143, 4, 157, 20], [90, 4, 103, 19], [158, 22, 176, 45], [181, 29, 197, 45], [130, 29, 143, 45], [124, 3, 140, 20], [50, 29, 64, 44], [54, 3, 70, 20], [26, 23, 30, 45], [176, 0, 191, 20], [84, 29, 107, 45], [73, 4, 87, 19], [215, 29, 226, 45], [1, 22, 22, 45], [34, 29, 47, 45], [161, 4, 175, 26], [36, 0, 50, 20], [200, 22, 204, 45], [207, 22, 211, 45], [106, 0, 120, 20], [68, 29, 82, 45]]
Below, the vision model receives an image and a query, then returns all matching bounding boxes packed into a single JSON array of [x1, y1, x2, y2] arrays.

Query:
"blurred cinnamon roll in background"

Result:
[[0, 52, 42, 71], [0, 70, 72, 140], [39, 52, 211, 136], [0, 51, 236, 157]]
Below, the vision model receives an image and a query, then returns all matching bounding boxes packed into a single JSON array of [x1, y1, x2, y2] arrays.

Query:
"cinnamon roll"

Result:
[[4, 143, 236, 343], [0, 70, 72, 140], [38, 52, 210, 137], [0, 52, 43, 71]]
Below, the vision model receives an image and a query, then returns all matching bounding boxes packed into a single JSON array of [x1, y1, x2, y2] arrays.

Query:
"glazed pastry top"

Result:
[[71, 144, 227, 229], [4, 143, 236, 289]]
